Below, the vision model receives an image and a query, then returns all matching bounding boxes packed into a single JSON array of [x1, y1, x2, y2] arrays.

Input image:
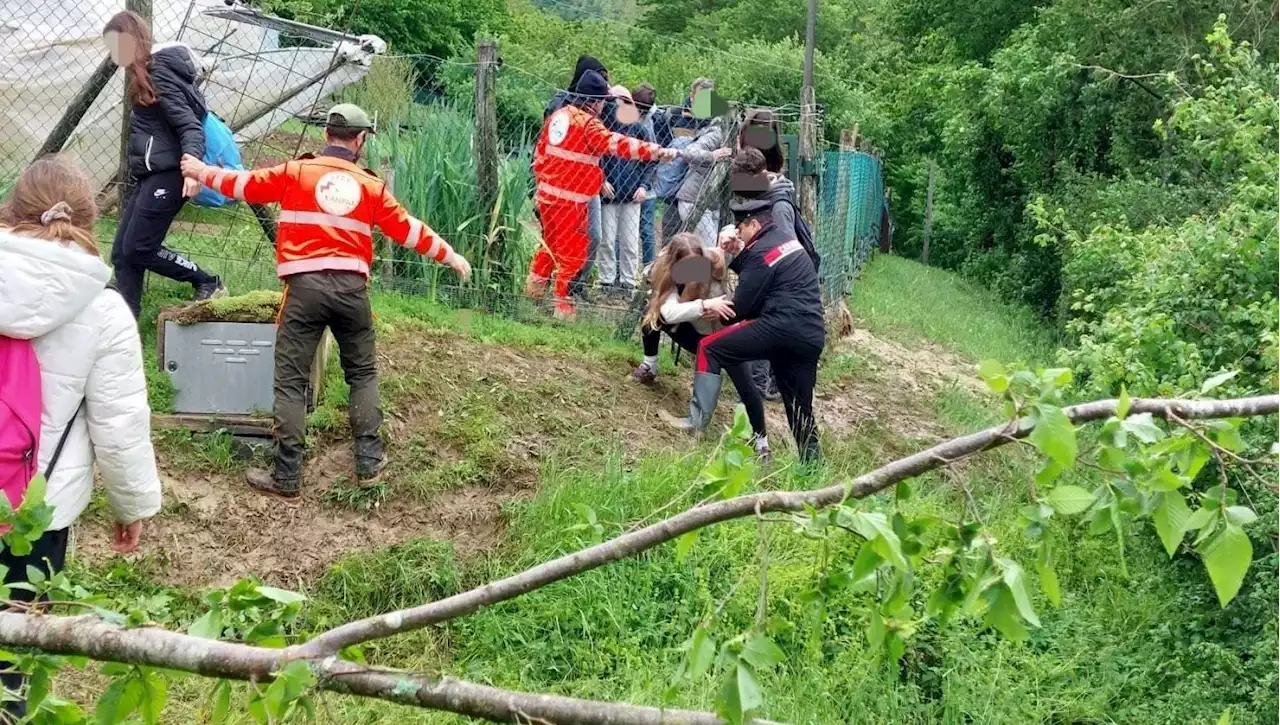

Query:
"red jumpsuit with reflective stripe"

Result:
[[196, 149, 456, 278], [530, 105, 663, 312]]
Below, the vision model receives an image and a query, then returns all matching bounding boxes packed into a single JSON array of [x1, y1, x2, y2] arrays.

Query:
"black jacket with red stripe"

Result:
[[728, 222, 825, 344]]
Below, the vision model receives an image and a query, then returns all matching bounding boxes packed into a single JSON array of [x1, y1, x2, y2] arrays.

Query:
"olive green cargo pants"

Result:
[[273, 271, 384, 483]]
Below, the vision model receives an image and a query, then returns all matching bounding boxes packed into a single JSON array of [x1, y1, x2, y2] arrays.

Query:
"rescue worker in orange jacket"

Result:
[[180, 103, 471, 498], [529, 69, 676, 320]]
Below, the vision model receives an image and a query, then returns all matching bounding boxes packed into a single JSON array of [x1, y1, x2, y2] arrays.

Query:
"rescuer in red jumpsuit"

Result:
[[528, 69, 676, 320]]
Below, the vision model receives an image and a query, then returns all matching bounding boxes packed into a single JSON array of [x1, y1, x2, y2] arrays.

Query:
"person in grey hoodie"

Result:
[[731, 146, 799, 402], [675, 78, 731, 247]]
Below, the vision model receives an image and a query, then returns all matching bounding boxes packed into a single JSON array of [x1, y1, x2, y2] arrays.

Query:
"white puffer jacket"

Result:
[[0, 228, 162, 531]]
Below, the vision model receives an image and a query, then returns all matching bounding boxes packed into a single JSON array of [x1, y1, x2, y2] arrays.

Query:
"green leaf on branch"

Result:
[[209, 680, 232, 725], [1046, 485, 1095, 515], [22, 474, 47, 511], [1153, 492, 1192, 557], [740, 635, 785, 671], [1122, 413, 1164, 444], [95, 674, 142, 725], [1035, 560, 1061, 607], [1116, 385, 1131, 419], [849, 512, 908, 571], [715, 659, 763, 725], [736, 662, 763, 713], [675, 531, 698, 562], [1030, 404, 1077, 469], [978, 359, 1008, 393], [688, 628, 717, 681], [999, 560, 1041, 628], [1199, 370, 1238, 395], [137, 669, 167, 725], [1183, 506, 1217, 533], [1034, 459, 1063, 488], [983, 585, 1029, 641], [26, 667, 50, 710], [256, 585, 307, 605], [1198, 524, 1252, 607], [1224, 506, 1258, 526], [188, 610, 222, 640]]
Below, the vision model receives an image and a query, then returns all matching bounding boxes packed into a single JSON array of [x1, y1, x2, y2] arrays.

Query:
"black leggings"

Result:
[[111, 170, 216, 318], [642, 322, 705, 357], [0, 527, 69, 721], [698, 320, 822, 460]]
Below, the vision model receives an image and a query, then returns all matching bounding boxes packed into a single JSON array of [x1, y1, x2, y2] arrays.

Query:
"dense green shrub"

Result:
[[1042, 21, 1279, 397]]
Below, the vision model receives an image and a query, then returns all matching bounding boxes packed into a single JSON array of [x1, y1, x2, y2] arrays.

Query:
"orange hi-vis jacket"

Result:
[[196, 148, 456, 278], [533, 105, 664, 204]]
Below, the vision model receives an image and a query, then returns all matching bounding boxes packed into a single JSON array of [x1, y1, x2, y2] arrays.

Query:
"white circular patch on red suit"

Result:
[[314, 171, 362, 216], [548, 110, 571, 146]]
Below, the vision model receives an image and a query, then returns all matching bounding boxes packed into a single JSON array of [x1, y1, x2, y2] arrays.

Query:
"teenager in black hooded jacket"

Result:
[[103, 11, 224, 319]]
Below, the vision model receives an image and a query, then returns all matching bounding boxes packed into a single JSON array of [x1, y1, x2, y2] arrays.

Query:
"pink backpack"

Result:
[[0, 336, 43, 510], [0, 337, 80, 511]]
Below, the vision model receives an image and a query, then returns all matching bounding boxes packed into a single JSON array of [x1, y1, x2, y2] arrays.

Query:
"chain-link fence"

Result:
[[2, 1, 887, 336]]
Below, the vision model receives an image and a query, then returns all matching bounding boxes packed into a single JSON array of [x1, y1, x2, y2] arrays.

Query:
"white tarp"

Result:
[[0, 0, 383, 189]]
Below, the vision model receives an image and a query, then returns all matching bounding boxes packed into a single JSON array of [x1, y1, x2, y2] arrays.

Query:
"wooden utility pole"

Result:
[[475, 39, 501, 285], [797, 0, 818, 223], [921, 159, 936, 265], [117, 0, 152, 205]]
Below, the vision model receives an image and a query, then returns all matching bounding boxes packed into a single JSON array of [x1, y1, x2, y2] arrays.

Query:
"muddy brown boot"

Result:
[[246, 468, 301, 500]]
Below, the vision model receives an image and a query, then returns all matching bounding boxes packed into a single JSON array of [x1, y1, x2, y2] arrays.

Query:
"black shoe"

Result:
[[246, 468, 301, 500], [194, 277, 228, 302]]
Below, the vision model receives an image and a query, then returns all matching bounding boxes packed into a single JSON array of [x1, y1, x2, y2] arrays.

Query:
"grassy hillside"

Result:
[[61, 256, 1275, 724]]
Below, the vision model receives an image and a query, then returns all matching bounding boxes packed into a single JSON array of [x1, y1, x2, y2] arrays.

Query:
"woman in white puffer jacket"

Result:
[[0, 155, 162, 582]]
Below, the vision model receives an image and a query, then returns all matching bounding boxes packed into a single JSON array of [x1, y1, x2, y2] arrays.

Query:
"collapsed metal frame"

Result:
[[33, 0, 374, 248]]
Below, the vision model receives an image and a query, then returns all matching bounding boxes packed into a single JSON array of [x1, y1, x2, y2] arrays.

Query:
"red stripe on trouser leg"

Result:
[[696, 320, 752, 373], [532, 198, 591, 306]]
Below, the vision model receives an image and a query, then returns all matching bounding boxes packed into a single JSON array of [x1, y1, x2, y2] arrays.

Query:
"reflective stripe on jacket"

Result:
[[532, 105, 664, 206], [198, 148, 455, 278]]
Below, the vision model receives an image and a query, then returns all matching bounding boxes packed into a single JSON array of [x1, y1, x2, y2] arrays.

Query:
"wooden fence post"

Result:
[[475, 39, 501, 290], [921, 159, 936, 265]]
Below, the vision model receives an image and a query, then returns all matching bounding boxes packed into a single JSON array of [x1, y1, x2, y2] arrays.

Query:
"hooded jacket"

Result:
[[543, 55, 607, 119], [0, 229, 162, 530], [762, 173, 797, 234], [127, 43, 208, 177], [676, 117, 726, 205]]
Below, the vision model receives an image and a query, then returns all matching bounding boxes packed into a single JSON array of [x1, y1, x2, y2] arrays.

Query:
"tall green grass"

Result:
[[366, 104, 535, 306], [851, 255, 1058, 365]]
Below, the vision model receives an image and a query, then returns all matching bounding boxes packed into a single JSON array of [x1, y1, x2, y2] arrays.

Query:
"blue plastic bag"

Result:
[[193, 112, 244, 208]]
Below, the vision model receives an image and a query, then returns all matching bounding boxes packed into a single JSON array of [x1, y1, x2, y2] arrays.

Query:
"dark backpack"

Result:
[[778, 199, 820, 272]]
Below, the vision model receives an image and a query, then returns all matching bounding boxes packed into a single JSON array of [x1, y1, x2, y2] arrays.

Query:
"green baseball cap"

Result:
[[326, 103, 376, 134]]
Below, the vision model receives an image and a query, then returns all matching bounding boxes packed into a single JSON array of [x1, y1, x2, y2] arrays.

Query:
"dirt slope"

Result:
[[74, 321, 977, 590]]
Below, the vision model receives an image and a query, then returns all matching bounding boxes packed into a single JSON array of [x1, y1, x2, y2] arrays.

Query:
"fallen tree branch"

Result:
[[300, 395, 1278, 655], [0, 613, 778, 725], [0, 395, 1272, 723]]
